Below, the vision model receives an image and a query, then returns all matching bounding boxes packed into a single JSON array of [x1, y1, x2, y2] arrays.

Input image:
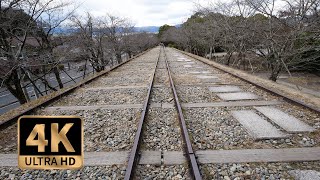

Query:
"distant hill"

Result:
[[134, 24, 182, 33], [134, 26, 159, 33], [52, 25, 181, 35]]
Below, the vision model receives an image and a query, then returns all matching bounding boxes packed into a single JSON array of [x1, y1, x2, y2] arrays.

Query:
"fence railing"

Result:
[[0, 69, 95, 111], [0, 52, 134, 114]]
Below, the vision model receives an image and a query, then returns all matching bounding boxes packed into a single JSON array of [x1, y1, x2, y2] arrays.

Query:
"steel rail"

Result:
[[0, 49, 151, 130], [162, 46, 202, 180], [124, 47, 161, 180], [177, 49, 320, 114]]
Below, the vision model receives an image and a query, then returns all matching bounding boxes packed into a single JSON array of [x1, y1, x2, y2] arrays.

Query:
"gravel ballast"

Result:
[[0, 108, 142, 153], [53, 88, 147, 106], [0, 165, 126, 179], [142, 108, 182, 151], [201, 161, 320, 180], [184, 106, 319, 150], [135, 165, 191, 179]]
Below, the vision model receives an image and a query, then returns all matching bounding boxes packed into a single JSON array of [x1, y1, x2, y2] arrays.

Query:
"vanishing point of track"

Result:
[[0, 46, 319, 179]]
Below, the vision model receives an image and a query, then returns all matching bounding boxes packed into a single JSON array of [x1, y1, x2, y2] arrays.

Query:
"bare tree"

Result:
[[186, 0, 320, 81], [32, 0, 77, 88], [103, 14, 132, 64], [0, 0, 74, 103], [245, 0, 320, 80], [123, 32, 158, 57], [70, 12, 109, 72]]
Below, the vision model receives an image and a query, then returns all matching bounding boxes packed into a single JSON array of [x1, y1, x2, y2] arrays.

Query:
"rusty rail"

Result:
[[163, 46, 202, 180], [0, 49, 151, 130], [124, 48, 161, 179]]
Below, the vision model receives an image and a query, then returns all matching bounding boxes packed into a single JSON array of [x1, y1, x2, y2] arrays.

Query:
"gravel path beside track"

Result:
[[166, 47, 320, 179]]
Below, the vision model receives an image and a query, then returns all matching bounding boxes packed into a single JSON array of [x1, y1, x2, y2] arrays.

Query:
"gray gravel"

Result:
[[154, 69, 168, 85], [92, 76, 151, 87], [201, 161, 320, 180], [135, 165, 191, 179], [150, 87, 173, 103], [142, 108, 182, 151], [172, 74, 202, 84], [54, 88, 147, 106], [184, 106, 319, 150], [167, 50, 278, 95], [44, 108, 140, 152], [0, 108, 141, 153], [176, 86, 219, 103], [157, 62, 167, 69], [172, 65, 284, 103], [0, 124, 16, 153], [142, 51, 183, 151], [114, 66, 155, 73], [119, 64, 155, 70], [106, 70, 153, 77], [0, 165, 125, 179]]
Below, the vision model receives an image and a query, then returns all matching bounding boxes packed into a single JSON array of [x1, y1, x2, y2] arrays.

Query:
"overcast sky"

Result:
[[78, 0, 208, 27]]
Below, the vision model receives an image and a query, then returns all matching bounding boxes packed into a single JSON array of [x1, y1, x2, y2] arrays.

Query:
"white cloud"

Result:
[[77, 0, 204, 26]]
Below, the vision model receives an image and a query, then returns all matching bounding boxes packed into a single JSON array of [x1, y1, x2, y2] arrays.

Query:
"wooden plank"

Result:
[[139, 151, 161, 165], [231, 110, 288, 139], [149, 103, 162, 108], [176, 83, 243, 87], [0, 151, 162, 167], [85, 151, 129, 166], [0, 152, 130, 167], [163, 151, 186, 165], [182, 101, 283, 108], [162, 103, 175, 108], [196, 147, 320, 164], [149, 103, 175, 109], [85, 85, 147, 91], [153, 84, 167, 88], [183, 65, 193, 68], [2, 148, 320, 167], [45, 104, 143, 111], [0, 154, 16, 167], [255, 107, 315, 132]]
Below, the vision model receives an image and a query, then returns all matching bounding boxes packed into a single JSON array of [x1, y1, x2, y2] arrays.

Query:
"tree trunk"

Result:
[[21, 68, 43, 97], [116, 53, 122, 64], [83, 60, 88, 79], [5, 70, 28, 104], [225, 52, 232, 66], [269, 64, 281, 81], [269, 72, 278, 81], [128, 51, 132, 59], [53, 66, 63, 89]]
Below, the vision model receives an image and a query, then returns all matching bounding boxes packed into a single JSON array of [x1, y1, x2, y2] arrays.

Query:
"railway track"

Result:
[[0, 46, 319, 179]]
